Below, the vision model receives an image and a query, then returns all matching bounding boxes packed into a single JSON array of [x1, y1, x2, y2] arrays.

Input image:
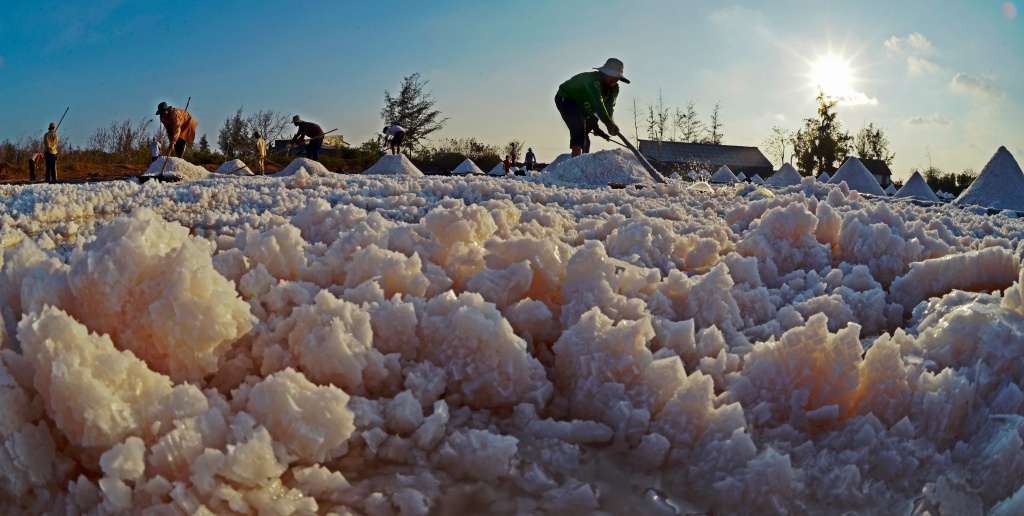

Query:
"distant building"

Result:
[[842, 157, 893, 188], [637, 140, 773, 177], [274, 135, 350, 157]]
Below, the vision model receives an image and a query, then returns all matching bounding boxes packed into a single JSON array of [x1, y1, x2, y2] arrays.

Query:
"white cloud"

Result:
[[907, 56, 942, 76], [885, 32, 934, 54], [951, 73, 996, 97], [836, 92, 879, 106], [904, 113, 953, 126], [709, 5, 763, 24]]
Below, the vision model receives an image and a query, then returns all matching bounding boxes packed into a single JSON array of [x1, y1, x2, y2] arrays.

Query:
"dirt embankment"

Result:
[[0, 161, 287, 185]]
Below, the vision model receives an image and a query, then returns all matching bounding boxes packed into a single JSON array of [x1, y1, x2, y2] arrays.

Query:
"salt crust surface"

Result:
[[214, 159, 254, 176], [540, 148, 653, 187], [4, 160, 1024, 513], [451, 158, 483, 175], [709, 165, 739, 183], [828, 157, 887, 196], [141, 157, 210, 181], [766, 163, 802, 187], [895, 171, 939, 202], [363, 154, 424, 177], [956, 146, 1024, 211]]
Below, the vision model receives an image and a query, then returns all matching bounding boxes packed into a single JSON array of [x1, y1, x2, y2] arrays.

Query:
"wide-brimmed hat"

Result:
[[293, 115, 302, 124], [156, 102, 169, 115], [595, 58, 629, 83], [48, 122, 56, 130]]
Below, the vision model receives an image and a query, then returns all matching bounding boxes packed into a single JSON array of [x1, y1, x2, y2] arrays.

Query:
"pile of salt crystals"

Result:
[[765, 163, 802, 187], [709, 165, 739, 183], [894, 171, 941, 201], [486, 162, 507, 176], [541, 153, 572, 173], [141, 157, 209, 181], [362, 154, 424, 177], [956, 146, 1024, 211], [827, 157, 886, 195], [272, 158, 332, 178], [213, 159, 254, 176], [540, 148, 653, 187], [451, 158, 484, 175]]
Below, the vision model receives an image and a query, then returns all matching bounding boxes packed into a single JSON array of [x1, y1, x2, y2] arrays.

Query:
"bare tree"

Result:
[[761, 126, 792, 167], [88, 118, 154, 162], [673, 100, 704, 142], [704, 102, 724, 145], [631, 97, 642, 142], [645, 88, 670, 142]]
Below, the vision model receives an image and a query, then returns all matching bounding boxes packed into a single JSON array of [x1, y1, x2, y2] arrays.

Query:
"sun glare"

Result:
[[811, 55, 855, 98]]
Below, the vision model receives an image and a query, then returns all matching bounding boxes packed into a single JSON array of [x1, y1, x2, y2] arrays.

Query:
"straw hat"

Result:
[[595, 58, 630, 83]]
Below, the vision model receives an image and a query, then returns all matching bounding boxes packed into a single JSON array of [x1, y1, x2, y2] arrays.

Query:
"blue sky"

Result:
[[1, 1, 1021, 179]]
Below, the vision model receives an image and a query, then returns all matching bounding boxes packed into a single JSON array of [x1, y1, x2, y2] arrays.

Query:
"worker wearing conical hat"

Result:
[[555, 58, 628, 157], [156, 101, 198, 159]]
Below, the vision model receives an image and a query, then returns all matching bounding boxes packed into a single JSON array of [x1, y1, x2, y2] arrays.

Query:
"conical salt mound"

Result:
[[750, 174, 764, 184], [817, 171, 831, 182], [827, 157, 886, 195], [452, 158, 484, 175], [487, 162, 507, 176], [709, 165, 739, 183], [956, 146, 1024, 211], [885, 184, 897, 195], [736, 172, 747, 181], [214, 159, 254, 176], [895, 172, 939, 202], [766, 163, 802, 187], [541, 154, 572, 173], [363, 154, 424, 176]]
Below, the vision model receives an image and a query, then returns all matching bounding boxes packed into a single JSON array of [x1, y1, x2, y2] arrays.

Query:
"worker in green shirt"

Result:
[[554, 58, 629, 157]]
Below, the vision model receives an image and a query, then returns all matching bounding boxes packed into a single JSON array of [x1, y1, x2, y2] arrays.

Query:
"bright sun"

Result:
[[810, 55, 855, 98]]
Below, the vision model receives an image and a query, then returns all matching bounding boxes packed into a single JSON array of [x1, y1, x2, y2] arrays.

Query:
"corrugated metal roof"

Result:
[[637, 140, 773, 168]]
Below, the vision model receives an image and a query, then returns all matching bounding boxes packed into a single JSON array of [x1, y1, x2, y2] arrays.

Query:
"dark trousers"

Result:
[[173, 138, 187, 158], [45, 153, 57, 183], [306, 138, 322, 161], [28, 159, 37, 181], [555, 95, 592, 153], [152, 156, 158, 163]]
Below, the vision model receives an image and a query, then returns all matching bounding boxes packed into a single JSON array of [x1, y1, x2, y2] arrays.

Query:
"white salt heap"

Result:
[[736, 172, 747, 181], [362, 154, 424, 177], [751, 174, 764, 184], [817, 171, 831, 182], [540, 148, 653, 187], [273, 157, 332, 178], [828, 157, 886, 195], [709, 165, 739, 183], [5, 158, 1024, 513], [885, 183, 897, 195], [956, 146, 1024, 211], [765, 163, 802, 187], [141, 157, 209, 181], [895, 171, 939, 202], [487, 162, 506, 176], [541, 153, 572, 173], [451, 158, 484, 175], [213, 159, 254, 176]]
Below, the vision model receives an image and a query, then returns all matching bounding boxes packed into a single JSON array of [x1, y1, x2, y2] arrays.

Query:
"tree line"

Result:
[[634, 90, 724, 145]]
